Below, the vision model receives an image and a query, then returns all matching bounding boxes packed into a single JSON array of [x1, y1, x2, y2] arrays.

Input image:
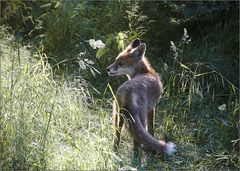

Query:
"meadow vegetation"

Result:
[[0, 1, 239, 170]]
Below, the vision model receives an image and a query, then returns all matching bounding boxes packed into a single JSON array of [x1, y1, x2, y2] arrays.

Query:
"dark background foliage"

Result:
[[1, 1, 238, 86]]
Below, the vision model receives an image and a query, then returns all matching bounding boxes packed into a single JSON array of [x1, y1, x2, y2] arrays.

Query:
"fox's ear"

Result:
[[128, 38, 141, 49], [131, 43, 146, 59]]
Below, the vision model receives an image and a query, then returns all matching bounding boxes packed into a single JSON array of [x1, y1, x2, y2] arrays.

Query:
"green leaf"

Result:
[[106, 34, 115, 44], [117, 40, 124, 51], [117, 32, 126, 40], [96, 47, 109, 58]]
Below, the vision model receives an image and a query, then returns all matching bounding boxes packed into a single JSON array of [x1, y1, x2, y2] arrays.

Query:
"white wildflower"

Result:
[[88, 39, 97, 49], [218, 104, 226, 111], [95, 39, 105, 49], [88, 39, 105, 49]]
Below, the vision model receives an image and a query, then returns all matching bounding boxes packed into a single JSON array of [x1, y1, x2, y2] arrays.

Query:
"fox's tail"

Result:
[[128, 110, 176, 155]]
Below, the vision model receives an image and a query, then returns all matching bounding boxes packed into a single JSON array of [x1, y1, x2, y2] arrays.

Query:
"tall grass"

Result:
[[0, 26, 118, 170], [153, 29, 239, 170]]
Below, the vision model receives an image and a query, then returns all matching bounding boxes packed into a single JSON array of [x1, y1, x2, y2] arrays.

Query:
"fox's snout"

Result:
[[106, 66, 115, 76], [106, 65, 117, 76], [106, 66, 110, 73]]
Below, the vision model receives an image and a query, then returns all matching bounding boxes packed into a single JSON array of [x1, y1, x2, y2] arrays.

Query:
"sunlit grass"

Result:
[[0, 27, 117, 170]]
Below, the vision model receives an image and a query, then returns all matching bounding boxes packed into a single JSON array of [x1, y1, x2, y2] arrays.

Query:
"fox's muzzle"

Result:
[[106, 64, 118, 76], [106, 67, 110, 73]]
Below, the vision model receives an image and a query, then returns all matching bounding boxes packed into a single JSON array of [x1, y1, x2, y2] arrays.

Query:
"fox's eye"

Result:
[[119, 61, 126, 66]]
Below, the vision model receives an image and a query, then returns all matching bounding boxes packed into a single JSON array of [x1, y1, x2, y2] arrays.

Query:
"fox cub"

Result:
[[106, 39, 175, 156]]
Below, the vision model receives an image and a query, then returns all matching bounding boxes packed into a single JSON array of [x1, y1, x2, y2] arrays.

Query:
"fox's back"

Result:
[[116, 73, 163, 113]]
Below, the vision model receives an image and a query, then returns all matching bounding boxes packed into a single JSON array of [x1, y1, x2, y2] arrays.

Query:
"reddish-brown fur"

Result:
[[106, 39, 175, 158]]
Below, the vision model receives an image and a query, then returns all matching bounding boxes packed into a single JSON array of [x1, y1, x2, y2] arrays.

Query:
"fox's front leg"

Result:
[[113, 113, 124, 151], [112, 101, 124, 152], [147, 109, 155, 136]]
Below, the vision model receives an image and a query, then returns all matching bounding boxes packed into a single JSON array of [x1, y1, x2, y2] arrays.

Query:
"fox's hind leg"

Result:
[[146, 108, 159, 165], [147, 108, 155, 136]]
